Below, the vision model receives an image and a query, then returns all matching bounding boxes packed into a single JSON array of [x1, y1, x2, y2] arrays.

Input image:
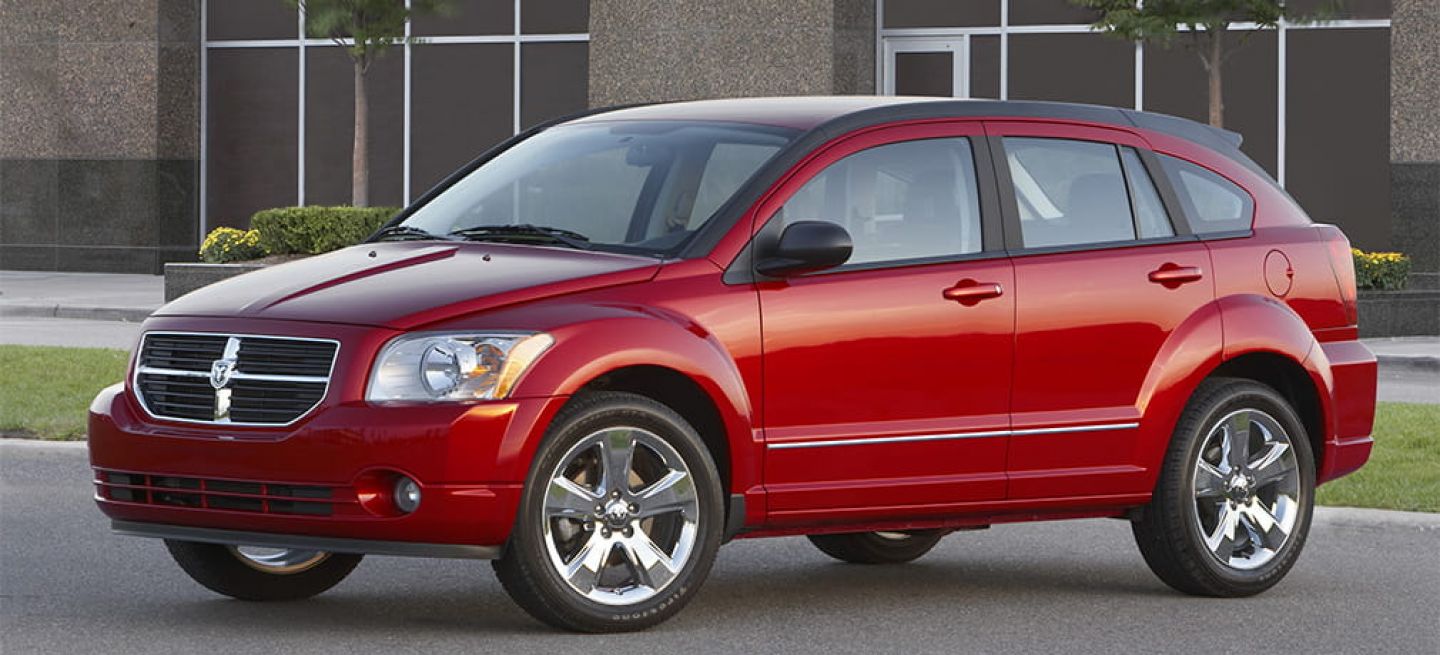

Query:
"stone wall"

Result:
[[0, 0, 200, 273], [588, 0, 875, 106], [1391, 0, 1440, 289]]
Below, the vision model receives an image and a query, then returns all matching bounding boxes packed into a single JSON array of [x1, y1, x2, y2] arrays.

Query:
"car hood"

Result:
[[156, 242, 662, 329]]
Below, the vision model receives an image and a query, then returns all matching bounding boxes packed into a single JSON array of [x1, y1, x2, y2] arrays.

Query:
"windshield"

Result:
[[398, 121, 796, 255]]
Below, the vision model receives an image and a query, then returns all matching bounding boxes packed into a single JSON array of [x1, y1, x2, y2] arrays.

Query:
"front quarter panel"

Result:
[[425, 267, 763, 498]]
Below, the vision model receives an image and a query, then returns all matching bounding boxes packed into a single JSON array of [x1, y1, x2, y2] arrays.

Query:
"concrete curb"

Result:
[[1375, 354, 1440, 373], [0, 304, 155, 323], [0, 438, 88, 449], [1313, 506, 1440, 530]]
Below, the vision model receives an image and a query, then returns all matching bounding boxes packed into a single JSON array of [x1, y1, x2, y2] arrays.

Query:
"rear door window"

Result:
[[1003, 137, 1136, 248]]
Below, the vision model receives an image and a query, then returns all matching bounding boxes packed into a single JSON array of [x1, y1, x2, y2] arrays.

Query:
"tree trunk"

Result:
[[1206, 31, 1224, 128], [352, 61, 370, 207]]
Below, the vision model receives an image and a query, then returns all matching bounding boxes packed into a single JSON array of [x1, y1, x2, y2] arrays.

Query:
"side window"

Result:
[[778, 137, 983, 266], [1120, 147, 1175, 239], [1004, 137, 1136, 248], [1159, 154, 1254, 233]]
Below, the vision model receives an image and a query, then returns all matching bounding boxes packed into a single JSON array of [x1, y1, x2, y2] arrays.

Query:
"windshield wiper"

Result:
[[372, 225, 452, 242], [449, 224, 593, 250]]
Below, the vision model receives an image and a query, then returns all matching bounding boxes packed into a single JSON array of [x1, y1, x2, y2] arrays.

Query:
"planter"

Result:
[[164, 262, 266, 302], [1358, 289, 1440, 338]]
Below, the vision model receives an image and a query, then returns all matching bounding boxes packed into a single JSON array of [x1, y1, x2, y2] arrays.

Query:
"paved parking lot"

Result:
[[3, 441, 1437, 653]]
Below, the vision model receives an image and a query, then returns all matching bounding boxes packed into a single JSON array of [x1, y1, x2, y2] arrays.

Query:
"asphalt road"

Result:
[[3, 442, 1437, 653]]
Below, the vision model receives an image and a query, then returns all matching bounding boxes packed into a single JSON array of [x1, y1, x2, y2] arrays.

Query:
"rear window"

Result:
[[1159, 154, 1254, 233]]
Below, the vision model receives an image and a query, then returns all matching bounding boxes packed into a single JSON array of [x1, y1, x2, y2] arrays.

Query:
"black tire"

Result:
[[808, 530, 945, 564], [1132, 377, 1315, 597], [493, 391, 725, 633], [164, 540, 362, 601]]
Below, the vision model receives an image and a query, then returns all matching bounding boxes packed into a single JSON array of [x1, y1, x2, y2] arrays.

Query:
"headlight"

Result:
[[367, 332, 553, 402]]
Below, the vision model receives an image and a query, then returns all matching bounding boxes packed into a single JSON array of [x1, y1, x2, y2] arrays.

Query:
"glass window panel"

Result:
[[522, 0, 590, 33], [207, 0, 296, 41], [1120, 148, 1174, 239], [779, 138, 984, 265], [412, 0, 512, 36], [894, 52, 953, 97], [520, 42, 589, 130], [1004, 138, 1136, 248], [883, 0, 1000, 28], [1159, 155, 1254, 233]]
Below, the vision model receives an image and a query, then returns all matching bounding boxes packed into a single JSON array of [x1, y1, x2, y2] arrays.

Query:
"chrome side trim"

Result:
[[111, 520, 500, 560], [766, 422, 1141, 450]]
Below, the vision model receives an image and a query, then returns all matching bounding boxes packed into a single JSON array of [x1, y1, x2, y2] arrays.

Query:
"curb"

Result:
[[1313, 506, 1440, 530], [1375, 354, 1440, 373], [0, 304, 155, 323], [0, 438, 88, 449]]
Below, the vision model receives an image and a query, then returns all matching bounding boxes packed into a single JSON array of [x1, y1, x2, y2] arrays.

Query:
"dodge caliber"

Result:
[[89, 97, 1377, 632]]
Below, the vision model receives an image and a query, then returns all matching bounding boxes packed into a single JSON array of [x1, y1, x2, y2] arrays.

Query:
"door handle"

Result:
[[1148, 264, 1204, 287], [943, 280, 1004, 305]]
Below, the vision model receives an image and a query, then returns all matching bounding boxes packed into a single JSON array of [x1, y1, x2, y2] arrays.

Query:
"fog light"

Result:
[[394, 476, 421, 513]]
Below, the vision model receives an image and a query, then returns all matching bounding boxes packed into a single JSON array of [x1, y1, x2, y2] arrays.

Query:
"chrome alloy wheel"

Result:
[[1191, 409, 1303, 571], [228, 546, 330, 574], [541, 427, 700, 606]]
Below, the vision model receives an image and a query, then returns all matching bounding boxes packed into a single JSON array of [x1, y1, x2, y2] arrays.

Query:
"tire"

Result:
[[493, 391, 725, 632], [808, 530, 945, 564], [1132, 377, 1315, 597], [165, 540, 362, 601]]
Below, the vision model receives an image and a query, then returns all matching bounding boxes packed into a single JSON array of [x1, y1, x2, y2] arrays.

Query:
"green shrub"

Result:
[[1353, 248, 1411, 291], [198, 227, 264, 263], [251, 206, 400, 256]]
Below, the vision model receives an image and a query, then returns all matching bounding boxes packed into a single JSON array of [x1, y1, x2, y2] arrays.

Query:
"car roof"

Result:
[[566, 96, 1263, 180]]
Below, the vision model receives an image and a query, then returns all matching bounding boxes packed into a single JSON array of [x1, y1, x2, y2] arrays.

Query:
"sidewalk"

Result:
[[0, 271, 162, 322], [1, 271, 1439, 371]]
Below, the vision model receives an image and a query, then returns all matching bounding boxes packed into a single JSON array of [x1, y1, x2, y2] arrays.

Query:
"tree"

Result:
[[286, 0, 449, 206], [1073, 1, 1302, 128]]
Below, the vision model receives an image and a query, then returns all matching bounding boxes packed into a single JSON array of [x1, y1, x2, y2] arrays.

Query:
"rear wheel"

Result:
[[808, 530, 945, 564], [165, 540, 362, 601], [493, 392, 724, 632], [1132, 378, 1314, 597]]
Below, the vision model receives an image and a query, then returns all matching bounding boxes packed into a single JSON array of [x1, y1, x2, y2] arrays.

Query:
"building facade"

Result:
[[1, 0, 1434, 287]]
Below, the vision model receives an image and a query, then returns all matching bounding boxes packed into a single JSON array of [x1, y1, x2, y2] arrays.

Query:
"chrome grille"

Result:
[[134, 332, 339, 426]]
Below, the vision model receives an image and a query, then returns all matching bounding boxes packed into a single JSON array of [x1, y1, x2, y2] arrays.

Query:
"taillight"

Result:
[[1316, 224, 1359, 325]]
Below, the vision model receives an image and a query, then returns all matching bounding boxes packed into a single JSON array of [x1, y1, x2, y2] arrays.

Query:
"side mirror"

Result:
[[755, 221, 853, 277]]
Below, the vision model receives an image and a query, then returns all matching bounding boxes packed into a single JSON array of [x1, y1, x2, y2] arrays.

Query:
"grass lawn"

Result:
[[1316, 401, 1440, 513], [0, 343, 1435, 512], [0, 345, 129, 440]]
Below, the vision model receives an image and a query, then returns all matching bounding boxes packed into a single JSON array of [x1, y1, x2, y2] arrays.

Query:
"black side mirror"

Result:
[[755, 221, 853, 277]]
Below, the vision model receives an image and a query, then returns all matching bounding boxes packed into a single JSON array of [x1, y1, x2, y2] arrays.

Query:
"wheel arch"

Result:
[[1133, 293, 1334, 491], [507, 312, 761, 500]]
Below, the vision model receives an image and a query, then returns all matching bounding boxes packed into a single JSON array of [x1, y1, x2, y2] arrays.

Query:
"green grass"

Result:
[[0, 345, 129, 440], [1317, 402, 1440, 513], [0, 344, 1435, 511]]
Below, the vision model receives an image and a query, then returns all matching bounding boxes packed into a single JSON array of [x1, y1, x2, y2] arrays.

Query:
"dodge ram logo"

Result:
[[209, 358, 236, 389]]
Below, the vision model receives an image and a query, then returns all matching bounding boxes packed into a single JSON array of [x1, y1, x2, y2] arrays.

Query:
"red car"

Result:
[[89, 97, 1376, 632]]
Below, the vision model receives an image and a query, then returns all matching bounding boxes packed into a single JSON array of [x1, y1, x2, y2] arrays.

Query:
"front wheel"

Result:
[[493, 392, 724, 632], [1132, 378, 1314, 597], [165, 540, 362, 601]]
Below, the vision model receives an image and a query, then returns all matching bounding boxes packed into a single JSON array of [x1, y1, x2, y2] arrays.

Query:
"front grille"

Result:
[[134, 332, 338, 425], [95, 468, 350, 517]]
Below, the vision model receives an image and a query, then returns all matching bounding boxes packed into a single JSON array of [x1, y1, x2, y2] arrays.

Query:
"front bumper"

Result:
[[89, 382, 568, 547]]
